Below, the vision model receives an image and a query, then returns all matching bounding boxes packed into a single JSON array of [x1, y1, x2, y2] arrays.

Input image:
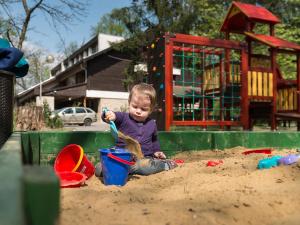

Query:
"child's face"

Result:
[[129, 93, 152, 122]]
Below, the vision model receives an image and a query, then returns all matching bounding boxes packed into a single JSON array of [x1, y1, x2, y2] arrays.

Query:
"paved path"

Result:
[[63, 121, 110, 131]]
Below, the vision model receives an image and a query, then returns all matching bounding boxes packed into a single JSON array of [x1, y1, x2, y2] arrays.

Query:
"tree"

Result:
[[103, 0, 300, 87], [62, 41, 79, 58], [90, 11, 130, 38], [0, 16, 16, 38], [99, 0, 208, 88], [0, 0, 89, 91], [0, 0, 88, 49]]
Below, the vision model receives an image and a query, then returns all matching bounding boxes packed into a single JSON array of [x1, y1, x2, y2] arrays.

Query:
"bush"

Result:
[[43, 101, 63, 129]]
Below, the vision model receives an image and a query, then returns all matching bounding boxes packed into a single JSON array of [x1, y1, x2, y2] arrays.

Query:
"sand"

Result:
[[58, 147, 300, 225]]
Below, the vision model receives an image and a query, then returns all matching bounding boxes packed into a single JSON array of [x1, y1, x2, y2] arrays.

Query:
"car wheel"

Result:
[[84, 118, 92, 126]]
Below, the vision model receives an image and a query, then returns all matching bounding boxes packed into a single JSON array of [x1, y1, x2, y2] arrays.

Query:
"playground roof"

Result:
[[245, 32, 300, 51], [221, 2, 280, 33]]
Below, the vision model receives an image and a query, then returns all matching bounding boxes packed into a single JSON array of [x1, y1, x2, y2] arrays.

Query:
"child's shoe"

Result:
[[165, 160, 178, 170], [94, 162, 102, 177]]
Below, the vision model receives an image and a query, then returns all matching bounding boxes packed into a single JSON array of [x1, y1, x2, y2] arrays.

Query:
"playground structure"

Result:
[[146, 1, 300, 131]]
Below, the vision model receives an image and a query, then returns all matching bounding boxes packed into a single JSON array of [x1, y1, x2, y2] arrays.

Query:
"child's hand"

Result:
[[104, 110, 116, 122], [154, 151, 166, 159]]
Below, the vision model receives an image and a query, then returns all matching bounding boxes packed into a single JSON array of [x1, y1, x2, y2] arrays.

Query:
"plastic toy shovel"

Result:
[[242, 148, 272, 155], [103, 108, 118, 141]]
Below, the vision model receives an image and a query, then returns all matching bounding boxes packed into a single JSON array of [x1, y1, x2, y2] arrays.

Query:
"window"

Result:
[[76, 72, 85, 83], [86, 108, 93, 113], [64, 108, 74, 114], [75, 108, 86, 113], [91, 43, 98, 54], [63, 61, 68, 69]]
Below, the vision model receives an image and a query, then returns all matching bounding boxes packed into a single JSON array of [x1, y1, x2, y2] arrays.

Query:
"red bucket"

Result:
[[54, 144, 95, 179], [57, 171, 87, 188]]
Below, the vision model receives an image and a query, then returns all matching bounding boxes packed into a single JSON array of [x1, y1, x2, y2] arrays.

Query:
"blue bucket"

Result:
[[99, 148, 134, 186]]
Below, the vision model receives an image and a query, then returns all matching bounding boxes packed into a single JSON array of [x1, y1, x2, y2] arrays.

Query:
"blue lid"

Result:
[[99, 147, 130, 154]]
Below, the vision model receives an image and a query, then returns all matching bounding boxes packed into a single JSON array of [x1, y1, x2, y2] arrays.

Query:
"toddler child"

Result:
[[95, 83, 177, 176]]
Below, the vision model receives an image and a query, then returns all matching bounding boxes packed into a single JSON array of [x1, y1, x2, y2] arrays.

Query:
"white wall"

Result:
[[86, 90, 129, 99], [36, 96, 55, 111], [98, 33, 124, 51], [98, 98, 128, 123]]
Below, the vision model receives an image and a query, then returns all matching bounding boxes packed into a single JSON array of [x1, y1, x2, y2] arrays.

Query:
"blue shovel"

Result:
[[103, 108, 118, 141]]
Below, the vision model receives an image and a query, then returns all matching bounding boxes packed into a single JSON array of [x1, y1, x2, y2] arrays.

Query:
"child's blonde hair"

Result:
[[129, 83, 156, 111]]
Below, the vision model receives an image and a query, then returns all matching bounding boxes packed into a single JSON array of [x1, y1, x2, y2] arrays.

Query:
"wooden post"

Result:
[[225, 32, 230, 84], [164, 37, 173, 131], [224, 32, 231, 130], [271, 48, 277, 130], [297, 54, 300, 130], [248, 40, 252, 68], [270, 24, 277, 130], [219, 54, 224, 130], [241, 48, 249, 130], [270, 24, 275, 36]]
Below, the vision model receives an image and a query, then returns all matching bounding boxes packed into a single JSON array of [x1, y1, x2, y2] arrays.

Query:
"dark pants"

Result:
[[129, 157, 169, 176]]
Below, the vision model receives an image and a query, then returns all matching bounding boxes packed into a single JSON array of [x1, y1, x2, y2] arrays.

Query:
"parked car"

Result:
[[51, 107, 97, 126]]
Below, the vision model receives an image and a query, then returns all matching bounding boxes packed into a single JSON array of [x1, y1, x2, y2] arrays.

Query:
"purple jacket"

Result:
[[102, 112, 161, 156]]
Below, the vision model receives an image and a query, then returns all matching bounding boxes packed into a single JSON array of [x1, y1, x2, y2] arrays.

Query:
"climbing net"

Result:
[[171, 43, 242, 126]]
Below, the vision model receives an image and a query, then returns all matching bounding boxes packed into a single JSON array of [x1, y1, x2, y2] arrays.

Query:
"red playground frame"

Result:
[[147, 2, 300, 131]]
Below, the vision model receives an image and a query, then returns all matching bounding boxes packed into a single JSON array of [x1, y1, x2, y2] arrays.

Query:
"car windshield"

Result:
[[54, 108, 66, 113]]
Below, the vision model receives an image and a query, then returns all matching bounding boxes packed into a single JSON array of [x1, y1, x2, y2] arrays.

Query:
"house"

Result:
[[16, 33, 132, 116]]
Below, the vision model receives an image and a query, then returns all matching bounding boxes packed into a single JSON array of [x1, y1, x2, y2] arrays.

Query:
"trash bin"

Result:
[[0, 70, 15, 148]]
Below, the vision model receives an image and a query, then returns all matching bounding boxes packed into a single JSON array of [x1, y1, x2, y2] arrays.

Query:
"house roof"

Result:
[[51, 33, 125, 76], [245, 32, 300, 51], [220, 1, 280, 33], [17, 76, 55, 97]]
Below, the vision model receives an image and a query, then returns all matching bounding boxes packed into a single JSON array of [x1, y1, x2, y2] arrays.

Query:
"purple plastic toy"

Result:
[[278, 154, 300, 165]]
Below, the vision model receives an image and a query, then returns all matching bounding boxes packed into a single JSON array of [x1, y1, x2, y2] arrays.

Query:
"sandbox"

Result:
[[58, 147, 300, 225]]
